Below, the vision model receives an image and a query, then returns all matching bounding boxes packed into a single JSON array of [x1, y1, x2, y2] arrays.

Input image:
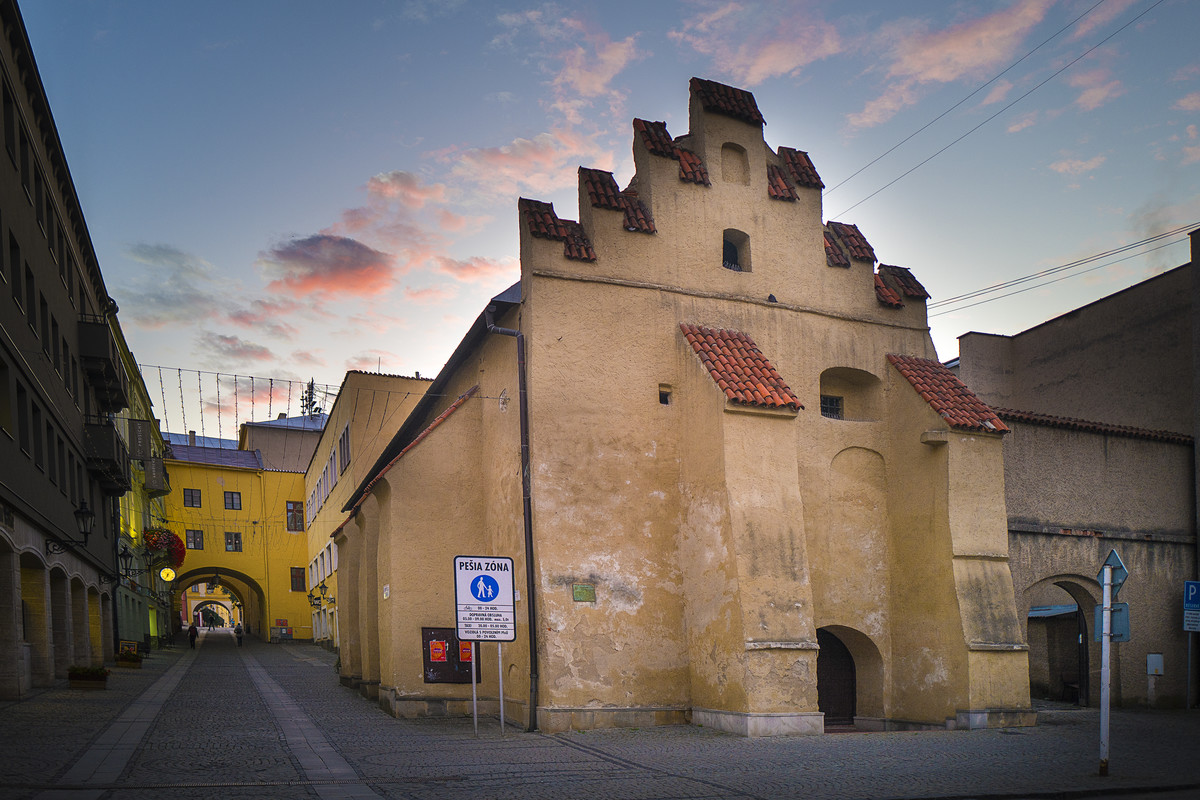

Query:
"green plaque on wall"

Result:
[[572, 584, 596, 603]]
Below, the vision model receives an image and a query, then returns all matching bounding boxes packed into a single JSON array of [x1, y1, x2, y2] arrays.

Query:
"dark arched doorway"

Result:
[[817, 628, 856, 725]]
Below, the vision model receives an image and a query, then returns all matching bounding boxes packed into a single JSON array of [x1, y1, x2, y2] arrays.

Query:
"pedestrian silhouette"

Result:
[[187, 623, 198, 649], [234, 622, 244, 646]]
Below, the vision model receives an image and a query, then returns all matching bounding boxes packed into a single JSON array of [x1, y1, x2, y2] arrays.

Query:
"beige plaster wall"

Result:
[[957, 265, 1191, 433]]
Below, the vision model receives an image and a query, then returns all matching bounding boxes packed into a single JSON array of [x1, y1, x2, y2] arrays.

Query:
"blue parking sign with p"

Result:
[[1184, 581, 1200, 632]]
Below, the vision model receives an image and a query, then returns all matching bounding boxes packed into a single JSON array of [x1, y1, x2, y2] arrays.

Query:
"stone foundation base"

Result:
[[358, 679, 380, 701], [380, 688, 502, 719], [955, 707, 1038, 730], [692, 708, 823, 737], [539, 705, 689, 733]]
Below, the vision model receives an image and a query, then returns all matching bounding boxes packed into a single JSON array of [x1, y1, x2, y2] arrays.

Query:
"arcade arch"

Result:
[[173, 567, 265, 639], [1023, 576, 1099, 706]]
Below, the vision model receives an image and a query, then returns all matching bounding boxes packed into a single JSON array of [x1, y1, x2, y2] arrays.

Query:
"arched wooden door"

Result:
[[817, 628, 856, 726]]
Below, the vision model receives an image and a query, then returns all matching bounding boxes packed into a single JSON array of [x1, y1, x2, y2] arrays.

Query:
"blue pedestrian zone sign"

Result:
[[454, 556, 516, 642]]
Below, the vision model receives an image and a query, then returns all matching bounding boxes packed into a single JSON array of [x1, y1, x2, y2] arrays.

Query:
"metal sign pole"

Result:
[[1188, 632, 1193, 711], [1099, 564, 1112, 777], [498, 642, 505, 736], [471, 641, 478, 738]]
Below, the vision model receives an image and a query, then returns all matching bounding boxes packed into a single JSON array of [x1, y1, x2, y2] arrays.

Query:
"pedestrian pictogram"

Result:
[[454, 555, 515, 642]]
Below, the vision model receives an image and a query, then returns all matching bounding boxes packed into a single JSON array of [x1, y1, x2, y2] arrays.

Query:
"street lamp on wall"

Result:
[[46, 501, 97, 555], [118, 545, 151, 577]]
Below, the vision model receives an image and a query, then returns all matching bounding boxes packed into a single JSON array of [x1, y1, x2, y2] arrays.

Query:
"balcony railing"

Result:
[[78, 316, 130, 412], [83, 416, 132, 496]]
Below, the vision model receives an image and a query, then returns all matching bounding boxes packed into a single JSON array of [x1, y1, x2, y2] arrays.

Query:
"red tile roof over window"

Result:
[[766, 163, 797, 201], [681, 323, 802, 411], [518, 198, 596, 261], [996, 408, 1192, 445], [690, 77, 766, 125], [874, 274, 903, 308], [824, 231, 850, 268], [888, 354, 1008, 433], [579, 167, 656, 233], [878, 265, 930, 299], [633, 119, 711, 186], [827, 221, 877, 263], [779, 147, 824, 189]]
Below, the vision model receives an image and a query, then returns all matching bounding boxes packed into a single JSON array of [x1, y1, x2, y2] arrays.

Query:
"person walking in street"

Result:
[[188, 623, 198, 649], [234, 622, 244, 646]]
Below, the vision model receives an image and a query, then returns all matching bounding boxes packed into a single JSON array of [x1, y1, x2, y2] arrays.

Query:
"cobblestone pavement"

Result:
[[2, 629, 1197, 799]]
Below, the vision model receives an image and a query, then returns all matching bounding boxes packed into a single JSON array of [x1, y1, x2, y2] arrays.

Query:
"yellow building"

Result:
[[334, 79, 1032, 735], [302, 371, 429, 658], [163, 436, 311, 640]]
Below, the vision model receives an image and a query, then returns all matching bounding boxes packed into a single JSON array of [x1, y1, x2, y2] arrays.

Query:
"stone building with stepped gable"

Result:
[[335, 78, 1033, 736]]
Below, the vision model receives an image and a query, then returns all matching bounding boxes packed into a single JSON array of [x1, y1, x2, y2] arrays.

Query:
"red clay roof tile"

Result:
[[767, 163, 797, 201], [874, 274, 904, 308], [827, 221, 877, 262], [680, 323, 802, 411], [633, 118, 711, 186], [878, 265, 930, 299], [887, 354, 1008, 434], [779, 146, 824, 189], [519, 198, 597, 261], [824, 231, 850, 268], [995, 408, 1192, 445], [579, 167, 656, 233], [690, 77, 766, 125]]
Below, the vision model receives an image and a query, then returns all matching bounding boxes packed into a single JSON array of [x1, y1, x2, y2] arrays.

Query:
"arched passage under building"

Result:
[[173, 567, 264, 640], [1024, 576, 1099, 706], [816, 625, 884, 730]]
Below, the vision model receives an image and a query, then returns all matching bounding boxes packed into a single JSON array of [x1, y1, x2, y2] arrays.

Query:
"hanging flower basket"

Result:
[[143, 528, 186, 568]]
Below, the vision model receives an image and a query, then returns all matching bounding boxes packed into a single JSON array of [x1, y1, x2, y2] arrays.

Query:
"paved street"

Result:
[[1, 630, 1197, 800]]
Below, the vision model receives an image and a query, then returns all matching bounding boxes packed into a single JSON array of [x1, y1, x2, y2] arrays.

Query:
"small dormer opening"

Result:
[[658, 384, 672, 405], [722, 228, 750, 272], [721, 142, 750, 185]]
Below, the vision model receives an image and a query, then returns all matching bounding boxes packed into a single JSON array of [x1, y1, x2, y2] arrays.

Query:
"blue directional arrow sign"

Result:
[[1097, 549, 1128, 601]]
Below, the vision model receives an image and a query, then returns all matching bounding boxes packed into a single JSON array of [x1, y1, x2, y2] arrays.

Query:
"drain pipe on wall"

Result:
[[485, 304, 539, 732]]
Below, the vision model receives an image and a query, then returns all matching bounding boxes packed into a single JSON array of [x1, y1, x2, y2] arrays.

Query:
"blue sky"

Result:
[[19, 1, 1200, 430]]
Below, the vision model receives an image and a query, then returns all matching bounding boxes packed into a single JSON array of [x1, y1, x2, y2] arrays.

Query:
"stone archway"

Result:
[[816, 625, 885, 730], [1024, 576, 1099, 706], [172, 567, 265, 639]]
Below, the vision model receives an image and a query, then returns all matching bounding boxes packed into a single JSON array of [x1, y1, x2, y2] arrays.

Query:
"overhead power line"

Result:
[[831, 0, 1165, 219], [823, 0, 1108, 199], [928, 223, 1195, 317]]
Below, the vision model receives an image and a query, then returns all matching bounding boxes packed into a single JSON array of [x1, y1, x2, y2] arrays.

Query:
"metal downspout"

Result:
[[485, 305, 539, 731]]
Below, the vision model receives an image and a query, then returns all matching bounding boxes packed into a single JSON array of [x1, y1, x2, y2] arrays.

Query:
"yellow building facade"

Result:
[[335, 79, 1032, 735], [162, 445, 310, 640], [302, 371, 429, 660]]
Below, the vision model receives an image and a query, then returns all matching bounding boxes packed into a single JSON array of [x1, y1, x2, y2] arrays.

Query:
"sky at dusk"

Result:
[[18, 0, 1200, 431]]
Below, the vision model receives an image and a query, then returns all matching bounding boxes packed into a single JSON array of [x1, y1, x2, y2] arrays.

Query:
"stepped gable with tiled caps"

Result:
[[887, 354, 1008, 433], [878, 265, 930, 299], [995, 408, 1193, 445], [779, 146, 824, 190], [519, 198, 596, 261], [824, 231, 850, 268], [690, 77, 766, 125], [680, 323, 802, 411], [633, 119, 711, 186], [579, 167, 656, 234], [827, 221, 877, 263], [874, 274, 903, 308]]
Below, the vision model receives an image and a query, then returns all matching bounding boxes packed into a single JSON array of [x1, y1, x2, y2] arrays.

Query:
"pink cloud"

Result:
[[1049, 155, 1106, 175], [554, 23, 640, 99], [344, 349, 404, 373], [1068, 68, 1123, 111], [1067, 0, 1140, 41], [440, 128, 612, 197], [434, 255, 518, 282], [404, 284, 458, 304], [196, 332, 275, 363], [1175, 92, 1200, 112], [366, 171, 446, 207], [291, 350, 325, 367], [981, 79, 1013, 106], [668, 1, 840, 86], [226, 297, 302, 338], [850, 0, 1051, 129], [1007, 111, 1037, 132], [258, 234, 395, 297]]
